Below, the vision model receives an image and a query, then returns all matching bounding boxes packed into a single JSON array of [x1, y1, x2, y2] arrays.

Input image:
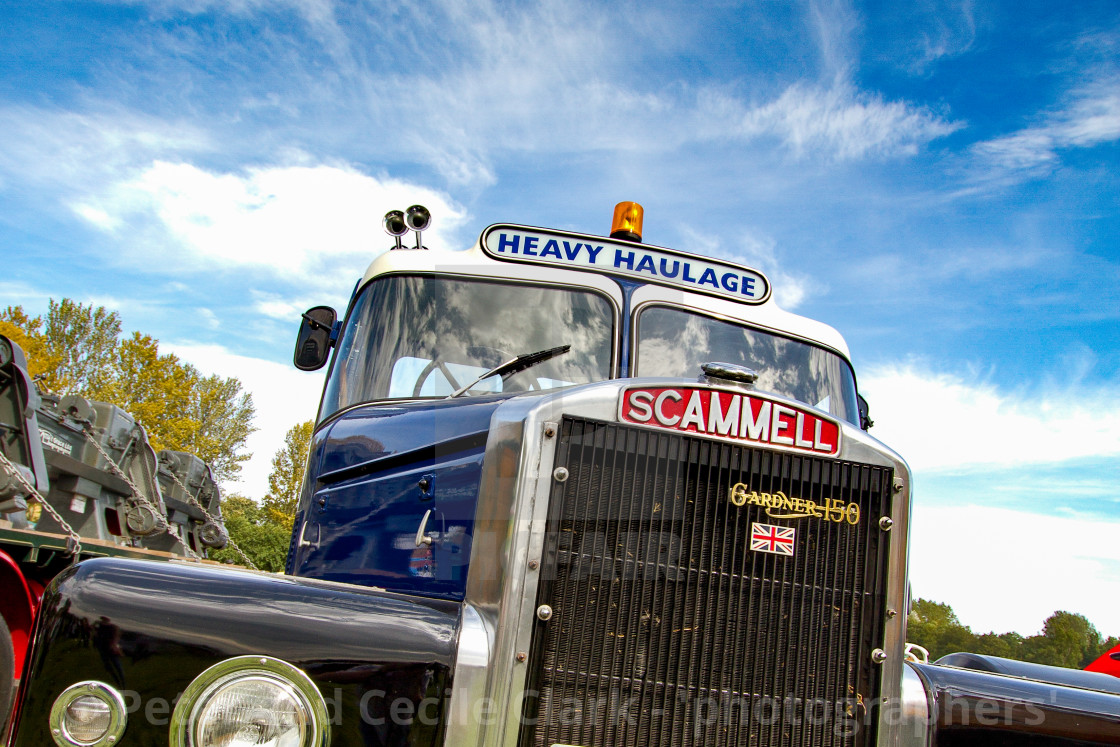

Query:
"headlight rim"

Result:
[[48, 680, 128, 747], [169, 655, 331, 747]]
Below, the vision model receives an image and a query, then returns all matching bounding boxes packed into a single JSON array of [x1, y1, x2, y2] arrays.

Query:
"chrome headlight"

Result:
[[49, 681, 128, 747], [170, 656, 330, 747]]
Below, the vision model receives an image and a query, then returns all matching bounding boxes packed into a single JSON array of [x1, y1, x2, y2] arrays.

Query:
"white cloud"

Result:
[[874, 0, 977, 74], [264, 1, 957, 183], [74, 161, 468, 283], [2, 2, 960, 200], [1058, 81, 1120, 146], [382, 74, 957, 185], [972, 74, 1120, 177], [253, 293, 309, 321], [861, 362, 1120, 473], [127, 0, 352, 63], [910, 3, 976, 73], [197, 308, 220, 330], [910, 504, 1120, 635], [677, 226, 816, 310], [730, 83, 961, 161], [868, 359, 1120, 635], [0, 281, 53, 312], [163, 342, 324, 497], [807, 0, 860, 82], [0, 105, 209, 190]]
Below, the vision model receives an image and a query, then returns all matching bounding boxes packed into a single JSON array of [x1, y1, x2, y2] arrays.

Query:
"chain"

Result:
[[0, 450, 83, 557], [162, 467, 258, 571], [81, 428, 202, 561]]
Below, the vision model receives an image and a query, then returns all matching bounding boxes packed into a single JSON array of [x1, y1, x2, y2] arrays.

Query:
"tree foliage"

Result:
[[1021, 611, 1105, 669], [178, 372, 256, 483], [0, 308, 56, 378], [1, 300, 254, 482], [908, 598, 1116, 669], [212, 420, 314, 569], [262, 420, 314, 528], [208, 495, 291, 571], [44, 299, 123, 394]]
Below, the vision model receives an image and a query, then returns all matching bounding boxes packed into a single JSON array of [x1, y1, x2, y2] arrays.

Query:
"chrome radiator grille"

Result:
[[520, 417, 894, 747]]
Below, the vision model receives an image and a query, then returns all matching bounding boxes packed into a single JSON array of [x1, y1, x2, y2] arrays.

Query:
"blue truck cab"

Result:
[[289, 207, 861, 605]]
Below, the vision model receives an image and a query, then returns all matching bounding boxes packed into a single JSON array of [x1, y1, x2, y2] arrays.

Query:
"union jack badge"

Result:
[[751, 522, 795, 556]]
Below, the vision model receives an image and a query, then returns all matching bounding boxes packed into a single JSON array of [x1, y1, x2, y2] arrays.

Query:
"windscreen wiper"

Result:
[[447, 344, 571, 399]]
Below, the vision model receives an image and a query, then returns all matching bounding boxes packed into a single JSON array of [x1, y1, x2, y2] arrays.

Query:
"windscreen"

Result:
[[635, 305, 859, 424], [320, 275, 615, 420]]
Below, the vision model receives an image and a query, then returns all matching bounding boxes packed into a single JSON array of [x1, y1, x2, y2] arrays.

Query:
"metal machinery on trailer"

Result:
[[0, 335, 230, 735], [6, 203, 1120, 747]]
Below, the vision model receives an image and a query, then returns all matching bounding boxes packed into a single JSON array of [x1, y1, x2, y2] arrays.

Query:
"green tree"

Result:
[[907, 599, 977, 660], [0, 306, 58, 379], [96, 332, 195, 449], [262, 420, 314, 527], [3, 299, 123, 393], [175, 370, 255, 483], [970, 631, 1024, 659], [210, 425, 313, 569], [208, 495, 291, 571], [1022, 611, 1103, 669], [1, 299, 255, 483], [907, 599, 1118, 669], [41, 299, 122, 394]]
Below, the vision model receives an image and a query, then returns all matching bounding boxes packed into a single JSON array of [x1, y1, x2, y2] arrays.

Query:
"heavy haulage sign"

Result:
[[482, 225, 770, 304], [618, 386, 840, 456]]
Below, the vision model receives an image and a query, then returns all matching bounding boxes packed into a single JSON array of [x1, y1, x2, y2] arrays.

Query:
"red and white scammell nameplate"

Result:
[[617, 385, 840, 456]]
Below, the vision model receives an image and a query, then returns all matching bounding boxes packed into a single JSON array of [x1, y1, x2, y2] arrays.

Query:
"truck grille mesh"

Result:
[[521, 417, 893, 747]]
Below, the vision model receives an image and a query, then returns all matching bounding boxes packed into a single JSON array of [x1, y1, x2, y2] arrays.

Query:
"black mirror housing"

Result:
[[294, 306, 337, 371], [857, 394, 874, 431]]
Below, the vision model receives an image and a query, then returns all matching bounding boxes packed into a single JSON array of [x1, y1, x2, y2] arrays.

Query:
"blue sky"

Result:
[[1, 0, 1118, 637]]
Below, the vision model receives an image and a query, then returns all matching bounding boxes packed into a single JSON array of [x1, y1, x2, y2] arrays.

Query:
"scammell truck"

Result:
[[7, 202, 1120, 747]]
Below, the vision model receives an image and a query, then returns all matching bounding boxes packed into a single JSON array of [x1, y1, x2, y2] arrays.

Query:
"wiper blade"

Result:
[[447, 344, 571, 399]]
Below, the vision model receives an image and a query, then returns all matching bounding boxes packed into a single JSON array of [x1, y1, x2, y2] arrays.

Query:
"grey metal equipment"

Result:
[[156, 450, 226, 551], [0, 334, 231, 559]]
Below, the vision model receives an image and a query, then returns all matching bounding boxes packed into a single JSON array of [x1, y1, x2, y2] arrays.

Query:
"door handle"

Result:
[[415, 509, 433, 547], [298, 521, 321, 549]]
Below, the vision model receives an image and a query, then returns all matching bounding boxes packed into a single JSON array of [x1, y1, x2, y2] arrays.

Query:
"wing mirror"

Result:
[[294, 306, 337, 371], [857, 394, 874, 431]]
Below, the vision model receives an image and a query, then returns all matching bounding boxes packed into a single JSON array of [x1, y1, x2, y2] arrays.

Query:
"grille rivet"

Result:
[[516, 652, 527, 663], [871, 649, 887, 664], [528, 559, 539, 570], [553, 467, 569, 483], [544, 425, 556, 438], [537, 604, 553, 621], [879, 516, 893, 531], [886, 608, 898, 619], [893, 479, 904, 493]]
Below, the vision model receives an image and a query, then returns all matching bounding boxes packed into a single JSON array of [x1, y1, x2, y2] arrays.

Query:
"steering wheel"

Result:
[[413, 358, 463, 397], [502, 369, 546, 393]]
